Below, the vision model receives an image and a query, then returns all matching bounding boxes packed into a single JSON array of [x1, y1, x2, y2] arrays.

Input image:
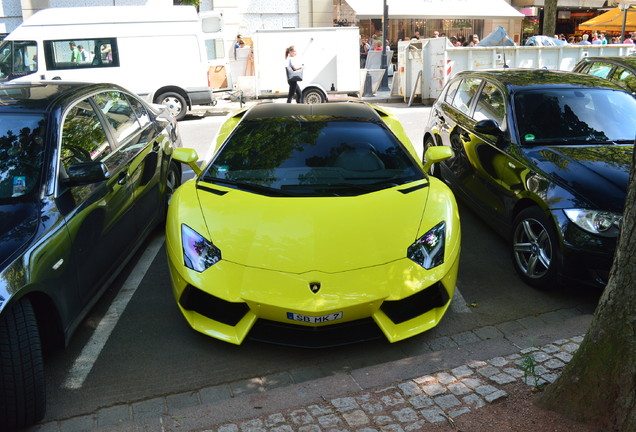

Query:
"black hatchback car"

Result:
[[423, 69, 636, 290], [0, 82, 181, 430], [573, 56, 636, 95]]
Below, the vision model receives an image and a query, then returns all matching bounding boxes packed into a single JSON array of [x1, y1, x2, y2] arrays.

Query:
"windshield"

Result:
[[514, 88, 636, 145], [0, 114, 47, 202], [201, 118, 425, 197], [0, 40, 38, 81]]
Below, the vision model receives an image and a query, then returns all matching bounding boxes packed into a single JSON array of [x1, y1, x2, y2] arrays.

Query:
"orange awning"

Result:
[[579, 6, 636, 32]]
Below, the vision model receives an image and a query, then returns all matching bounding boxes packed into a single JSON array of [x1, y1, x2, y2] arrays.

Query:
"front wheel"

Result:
[[0, 298, 46, 430], [156, 92, 188, 121], [302, 88, 327, 104], [511, 207, 560, 290]]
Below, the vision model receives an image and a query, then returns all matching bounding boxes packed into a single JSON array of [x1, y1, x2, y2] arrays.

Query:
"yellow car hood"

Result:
[[195, 182, 431, 274]]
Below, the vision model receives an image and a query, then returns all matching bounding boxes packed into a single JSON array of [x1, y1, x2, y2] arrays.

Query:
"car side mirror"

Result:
[[423, 146, 454, 173], [172, 148, 202, 176], [474, 119, 503, 136], [63, 161, 110, 186]]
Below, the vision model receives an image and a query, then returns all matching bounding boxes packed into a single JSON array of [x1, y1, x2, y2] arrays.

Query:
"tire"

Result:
[[0, 298, 46, 430], [511, 207, 560, 290], [423, 135, 439, 177], [156, 92, 188, 121], [165, 161, 181, 211], [302, 88, 327, 104]]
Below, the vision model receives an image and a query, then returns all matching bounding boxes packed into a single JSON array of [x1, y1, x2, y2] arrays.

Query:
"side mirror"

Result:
[[474, 119, 503, 136], [63, 161, 110, 186], [172, 148, 202, 176], [423, 146, 454, 173]]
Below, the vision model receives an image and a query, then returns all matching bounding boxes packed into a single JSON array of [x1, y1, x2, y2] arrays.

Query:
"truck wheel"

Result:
[[156, 92, 188, 121], [302, 88, 327, 104], [0, 298, 46, 430]]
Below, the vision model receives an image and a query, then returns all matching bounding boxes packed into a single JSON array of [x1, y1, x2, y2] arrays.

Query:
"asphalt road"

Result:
[[38, 102, 601, 425]]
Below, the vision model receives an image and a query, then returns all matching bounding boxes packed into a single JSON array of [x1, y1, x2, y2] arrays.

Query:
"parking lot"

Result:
[[37, 102, 602, 427]]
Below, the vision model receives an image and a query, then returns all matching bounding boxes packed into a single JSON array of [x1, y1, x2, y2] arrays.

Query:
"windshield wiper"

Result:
[[202, 177, 291, 197]]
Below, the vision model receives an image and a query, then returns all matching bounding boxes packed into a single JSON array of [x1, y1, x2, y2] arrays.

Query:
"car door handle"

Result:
[[117, 172, 128, 185]]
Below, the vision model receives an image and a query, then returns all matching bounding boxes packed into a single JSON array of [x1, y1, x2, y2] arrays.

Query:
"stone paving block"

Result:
[[381, 424, 405, 432], [555, 351, 573, 363], [59, 414, 95, 432], [360, 399, 384, 414], [380, 391, 406, 407], [473, 325, 504, 340], [289, 366, 328, 384], [398, 381, 423, 396], [435, 372, 456, 385], [460, 377, 483, 389], [503, 366, 525, 378], [485, 390, 508, 403], [298, 426, 321, 432], [239, 418, 265, 432], [450, 365, 473, 378], [421, 382, 446, 397], [317, 413, 344, 428], [332, 396, 359, 412], [405, 420, 427, 431], [531, 351, 551, 363], [467, 360, 487, 369], [413, 375, 436, 385], [265, 413, 286, 427], [496, 320, 526, 335], [343, 409, 370, 427], [451, 331, 480, 346], [462, 394, 485, 409], [372, 415, 394, 425], [489, 372, 516, 385], [307, 404, 332, 417], [488, 356, 508, 367], [475, 384, 499, 396], [420, 407, 446, 423], [572, 336, 584, 343], [217, 424, 239, 432], [562, 342, 580, 353], [537, 311, 565, 324], [544, 358, 566, 369], [476, 365, 500, 378], [434, 394, 461, 410], [392, 407, 419, 423], [230, 377, 263, 397], [262, 372, 294, 390], [448, 406, 471, 418], [520, 346, 539, 354], [448, 381, 471, 396], [540, 344, 560, 354], [270, 425, 294, 432], [541, 372, 560, 383], [290, 409, 314, 425], [357, 428, 380, 432], [409, 394, 434, 409], [553, 338, 570, 345]]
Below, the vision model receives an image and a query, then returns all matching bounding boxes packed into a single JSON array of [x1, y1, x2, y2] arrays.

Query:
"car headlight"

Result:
[[563, 209, 622, 237], [182, 224, 222, 272], [407, 221, 446, 269]]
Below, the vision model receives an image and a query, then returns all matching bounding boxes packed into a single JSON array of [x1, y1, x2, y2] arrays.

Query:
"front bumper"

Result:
[[168, 253, 460, 347]]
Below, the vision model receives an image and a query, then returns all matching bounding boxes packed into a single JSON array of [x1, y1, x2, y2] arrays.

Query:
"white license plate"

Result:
[[286, 311, 343, 324]]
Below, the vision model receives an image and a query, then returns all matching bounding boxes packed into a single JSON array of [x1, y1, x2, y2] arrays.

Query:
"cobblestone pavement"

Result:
[[197, 336, 582, 432]]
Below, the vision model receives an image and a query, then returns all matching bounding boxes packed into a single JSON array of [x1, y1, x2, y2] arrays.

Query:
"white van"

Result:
[[0, 5, 225, 120]]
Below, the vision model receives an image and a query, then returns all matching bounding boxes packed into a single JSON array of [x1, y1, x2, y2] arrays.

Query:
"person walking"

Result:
[[285, 46, 303, 103]]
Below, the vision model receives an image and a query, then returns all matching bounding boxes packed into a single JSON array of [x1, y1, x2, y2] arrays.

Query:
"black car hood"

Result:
[[0, 202, 39, 268], [530, 145, 632, 212]]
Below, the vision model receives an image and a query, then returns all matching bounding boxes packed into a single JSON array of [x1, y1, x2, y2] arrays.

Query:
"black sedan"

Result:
[[0, 82, 181, 430], [573, 56, 636, 95], [423, 69, 636, 290]]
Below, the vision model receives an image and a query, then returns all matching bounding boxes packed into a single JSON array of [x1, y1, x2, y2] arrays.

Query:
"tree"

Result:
[[535, 144, 636, 429], [543, 0, 558, 37]]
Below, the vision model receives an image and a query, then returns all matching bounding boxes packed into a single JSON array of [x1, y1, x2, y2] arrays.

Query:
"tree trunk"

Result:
[[543, 0, 558, 37], [535, 146, 636, 430]]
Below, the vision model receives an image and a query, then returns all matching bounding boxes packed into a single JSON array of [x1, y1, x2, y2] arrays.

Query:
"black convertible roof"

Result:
[[241, 101, 384, 122]]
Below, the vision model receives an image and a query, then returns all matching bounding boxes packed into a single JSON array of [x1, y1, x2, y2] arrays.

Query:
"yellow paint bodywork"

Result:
[[165, 103, 461, 345]]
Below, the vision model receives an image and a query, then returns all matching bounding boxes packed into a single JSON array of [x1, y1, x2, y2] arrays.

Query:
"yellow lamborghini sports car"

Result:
[[166, 102, 460, 347]]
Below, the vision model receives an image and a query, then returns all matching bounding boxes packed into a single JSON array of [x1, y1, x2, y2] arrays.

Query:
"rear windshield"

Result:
[[201, 118, 425, 197], [0, 113, 46, 202]]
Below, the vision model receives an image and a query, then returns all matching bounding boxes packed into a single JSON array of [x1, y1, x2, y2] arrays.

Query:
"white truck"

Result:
[[0, 5, 226, 120], [396, 37, 636, 104], [236, 27, 361, 103]]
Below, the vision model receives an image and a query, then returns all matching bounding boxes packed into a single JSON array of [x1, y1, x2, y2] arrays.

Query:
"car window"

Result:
[[93, 91, 142, 143], [587, 62, 612, 79], [611, 66, 636, 93], [44, 38, 118, 70], [514, 88, 636, 144], [451, 78, 482, 115], [125, 94, 151, 128], [60, 98, 111, 170], [473, 81, 506, 126], [0, 40, 38, 80], [444, 79, 461, 104]]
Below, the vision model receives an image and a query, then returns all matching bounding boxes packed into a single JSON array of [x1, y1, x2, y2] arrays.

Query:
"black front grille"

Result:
[[179, 285, 249, 326], [380, 282, 450, 324], [249, 318, 383, 348]]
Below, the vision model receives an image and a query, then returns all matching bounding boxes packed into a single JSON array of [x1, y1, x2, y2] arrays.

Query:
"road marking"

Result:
[[451, 286, 472, 313], [62, 234, 165, 390]]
